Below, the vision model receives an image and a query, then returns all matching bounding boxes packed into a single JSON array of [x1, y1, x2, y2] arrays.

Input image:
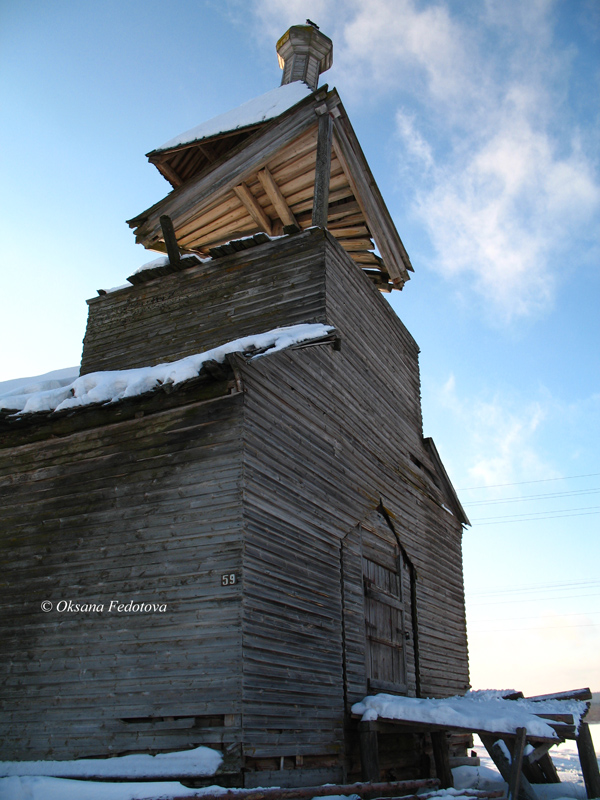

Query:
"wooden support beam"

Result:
[[521, 758, 547, 785], [525, 743, 553, 764], [430, 731, 453, 789], [507, 728, 527, 800], [521, 741, 560, 783], [312, 111, 333, 228], [576, 722, 600, 799], [233, 183, 273, 236], [359, 720, 380, 782], [131, 98, 319, 246], [480, 735, 537, 800], [154, 159, 183, 187], [257, 167, 298, 229], [526, 688, 592, 703], [173, 779, 441, 800], [159, 215, 181, 268], [198, 143, 217, 164], [331, 119, 412, 284], [537, 752, 561, 784]]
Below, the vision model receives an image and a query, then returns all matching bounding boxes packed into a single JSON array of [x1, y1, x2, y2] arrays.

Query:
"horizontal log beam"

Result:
[[183, 778, 442, 800], [525, 688, 592, 703]]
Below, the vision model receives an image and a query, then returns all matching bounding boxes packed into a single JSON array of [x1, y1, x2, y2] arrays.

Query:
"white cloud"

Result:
[[419, 121, 599, 321], [395, 110, 434, 171], [248, 0, 338, 42], [250, 0, 600, 323], [439, 374, 558, 490], [337, 0, 470, 103], [414, 80, 599, 320]]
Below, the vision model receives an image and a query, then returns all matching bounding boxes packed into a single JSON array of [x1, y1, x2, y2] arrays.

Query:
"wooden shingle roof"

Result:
[[128, 85, 414, 290]]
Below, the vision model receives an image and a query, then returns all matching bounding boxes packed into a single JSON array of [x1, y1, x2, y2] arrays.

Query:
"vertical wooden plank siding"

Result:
[[0, 394, 245, 761]]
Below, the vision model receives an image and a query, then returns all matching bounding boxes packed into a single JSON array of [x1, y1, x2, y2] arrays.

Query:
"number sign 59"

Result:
[[221, 573, 237, 586]]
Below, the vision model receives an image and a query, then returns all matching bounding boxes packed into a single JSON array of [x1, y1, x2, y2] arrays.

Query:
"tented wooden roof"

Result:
[[128, 85, 413, 290]]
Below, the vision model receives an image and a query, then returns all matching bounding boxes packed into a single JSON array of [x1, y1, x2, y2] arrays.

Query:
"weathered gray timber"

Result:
[[312, 111, 333, 228], [130, 85, 412, 289], [0, 230, 469, 784], [80, 231, 328, 375], [576, 723, 600, 799], [0, 388, 245, 765]]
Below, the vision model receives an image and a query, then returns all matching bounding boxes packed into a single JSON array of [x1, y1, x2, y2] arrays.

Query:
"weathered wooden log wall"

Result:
[[0, 390, 245, 764], [0, 229, 468, 784], [237, 229, 468, 783], [80, 232, 328, 375]]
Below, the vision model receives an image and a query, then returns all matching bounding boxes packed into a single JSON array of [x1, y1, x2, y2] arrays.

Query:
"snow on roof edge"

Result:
[[0, 324, 334, 416], [352, 690, 589, 740], [154, 81, 314, 153]]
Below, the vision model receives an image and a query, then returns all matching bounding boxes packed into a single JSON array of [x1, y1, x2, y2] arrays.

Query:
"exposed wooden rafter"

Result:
[[233, 182, 273, 236], [257, 167, 298, 229], [152, 158, 183, 188], [128, 88, 412, 291]]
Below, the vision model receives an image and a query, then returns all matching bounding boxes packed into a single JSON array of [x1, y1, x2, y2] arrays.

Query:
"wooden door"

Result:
[[362, 523, 409, 694]]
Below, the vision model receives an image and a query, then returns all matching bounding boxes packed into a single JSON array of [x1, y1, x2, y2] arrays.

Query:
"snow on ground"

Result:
[[0, 745, 222, 779], [0, 323, 333, 414], [0, 776, 227, 800], [458, 724, 600, 800], [0, 747, 223, 800], [1, 729, 598, 800], [352, 691, 589, 740], [155, 82, 313, 152]]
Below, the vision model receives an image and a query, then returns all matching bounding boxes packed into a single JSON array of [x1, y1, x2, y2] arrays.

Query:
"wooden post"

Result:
[[359, 720, 380, 782], [160, 215, 181, 268], [430, 731, 453, 789], [480, 734, 537, 800], [507, 727, 527, 800], [537, 752, 561, 784], [312, 111, 333, 229], [576, 722, 600, 799]]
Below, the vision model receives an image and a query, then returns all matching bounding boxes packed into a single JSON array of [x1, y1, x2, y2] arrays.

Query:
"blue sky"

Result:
[[1, 0, 599, 696]]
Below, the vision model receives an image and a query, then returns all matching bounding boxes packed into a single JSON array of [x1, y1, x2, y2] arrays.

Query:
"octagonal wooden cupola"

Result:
[[277, 20, 333, 90], [128, 25, 413, 291]]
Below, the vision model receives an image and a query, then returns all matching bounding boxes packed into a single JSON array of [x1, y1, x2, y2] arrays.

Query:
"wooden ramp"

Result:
[[353, 688, 599, 800]]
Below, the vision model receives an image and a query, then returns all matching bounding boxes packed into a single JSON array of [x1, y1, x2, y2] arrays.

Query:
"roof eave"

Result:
[[423, 437, 470, 526]]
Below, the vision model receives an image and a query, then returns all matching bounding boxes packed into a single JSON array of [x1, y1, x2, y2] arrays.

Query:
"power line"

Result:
[[468, 610, 600, 623], [465, 487, 600, 507], [471, 508, 600, 525], [470, 622, 599, 633], [470, 580, 600, 597], [472, 504, 600, 520], [459, 472, 600, 491], [470, 592, 600, 606]]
